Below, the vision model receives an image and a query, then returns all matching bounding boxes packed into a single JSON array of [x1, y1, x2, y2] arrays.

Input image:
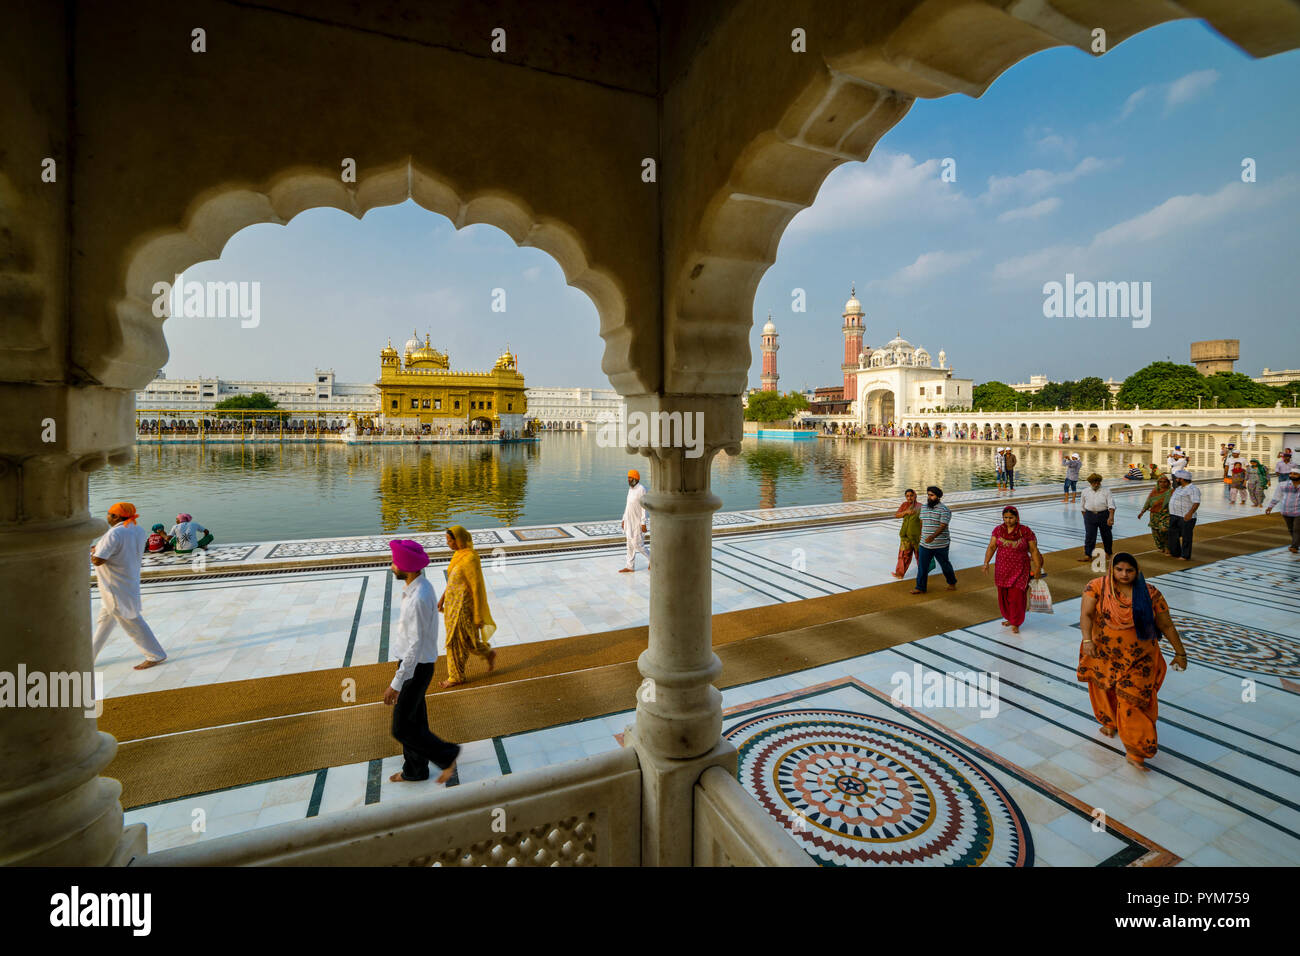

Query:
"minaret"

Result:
[[760, 313, 779, 392], [842, 284, 865, 404]]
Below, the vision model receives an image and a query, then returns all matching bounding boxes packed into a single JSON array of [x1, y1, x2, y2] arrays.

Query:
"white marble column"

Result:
[[0, 383, 144, 865], [622, 394, 741, 866]]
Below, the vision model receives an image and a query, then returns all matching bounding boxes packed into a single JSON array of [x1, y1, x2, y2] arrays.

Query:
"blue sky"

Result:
[[162, 19, 1299, 391]]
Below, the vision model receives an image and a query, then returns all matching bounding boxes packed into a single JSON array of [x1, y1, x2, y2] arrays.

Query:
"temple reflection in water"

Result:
[[372, 443, 534, 532]]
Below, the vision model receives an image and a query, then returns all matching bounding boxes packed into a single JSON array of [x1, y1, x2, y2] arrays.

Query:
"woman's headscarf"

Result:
[[108, 502, 138, 525], [1109, 552, 1158, 642], [993, 505, 1027, 544], [447, 526, 496, 640], [1251, 459, 1270, 486], [176, 513, 192, 523]]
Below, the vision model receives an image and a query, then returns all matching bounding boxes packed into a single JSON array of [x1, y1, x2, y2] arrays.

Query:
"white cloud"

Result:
[[869, 249, 978, 291], [992, 175, 1299, 281], [1165, 69, 1219, 111], [785, 151, 969, 236], [1119, 69, 1219, 120], [523, 265, 542, 280], [982, 156, 1114, 204], [1120, 87, 1149, 120], [997, 197, 1062, 223]]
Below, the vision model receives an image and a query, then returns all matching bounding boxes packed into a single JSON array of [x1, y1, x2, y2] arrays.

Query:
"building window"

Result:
[[434, 399, 441, 410], [410, 399, 419, 409], [391, 400, 398, 409], [487, 400, 493, 410], [318, 376, 327, 383], [936, 386, 943, 396], [454, 400, 460, 410], [507, 403, 512, 411], [422, 399, 431, 409]]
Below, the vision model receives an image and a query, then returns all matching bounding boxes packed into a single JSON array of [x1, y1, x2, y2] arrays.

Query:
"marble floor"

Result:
[[125, 539, 1300, 866], [96, 482, 1262, 698]]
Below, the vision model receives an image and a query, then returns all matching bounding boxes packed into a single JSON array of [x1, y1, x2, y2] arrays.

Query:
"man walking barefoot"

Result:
[[91, 502, 167, 670], [384, 539, 459, 785], [619, 469, 650, 573]]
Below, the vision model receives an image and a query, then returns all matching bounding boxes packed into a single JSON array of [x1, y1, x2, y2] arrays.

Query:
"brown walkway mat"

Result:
[[106, 515, 1286, 808]]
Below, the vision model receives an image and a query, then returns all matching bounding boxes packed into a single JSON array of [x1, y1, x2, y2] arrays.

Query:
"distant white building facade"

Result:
[[525, 386, 625, 430], [850, 331, 974, 426], [136, 372, 624, 428]]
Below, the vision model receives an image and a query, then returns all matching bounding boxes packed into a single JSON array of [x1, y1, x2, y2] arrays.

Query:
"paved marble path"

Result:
[[96, 480, 1261, 700], [126, 542, 1300, 866]]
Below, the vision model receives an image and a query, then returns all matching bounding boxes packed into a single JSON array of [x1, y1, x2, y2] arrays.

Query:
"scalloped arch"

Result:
[[115, 158, 630, 391], [668, 0, 1300, 395]]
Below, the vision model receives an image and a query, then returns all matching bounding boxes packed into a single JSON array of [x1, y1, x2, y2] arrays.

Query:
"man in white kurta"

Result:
[[620, 468, 650, 572], [91, 503, 167, 669]]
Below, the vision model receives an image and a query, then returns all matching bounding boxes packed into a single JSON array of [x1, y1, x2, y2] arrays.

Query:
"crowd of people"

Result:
[[137, 418, 350, 436], [820, 421, 1136, 443], [90, 438, 1296, 784]]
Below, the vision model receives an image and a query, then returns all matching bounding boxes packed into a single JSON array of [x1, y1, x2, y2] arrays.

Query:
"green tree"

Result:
[[745, 390, 808, 422], [971, 381, 1020, 412], [1202, 372, 1289, 408], [1115, 362, 1211, 409], [1072, 376, 1113, 410], [214, 392, 279, 416]]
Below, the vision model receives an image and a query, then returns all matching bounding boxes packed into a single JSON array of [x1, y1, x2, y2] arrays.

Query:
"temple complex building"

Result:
[[375, 330, 527, 432]]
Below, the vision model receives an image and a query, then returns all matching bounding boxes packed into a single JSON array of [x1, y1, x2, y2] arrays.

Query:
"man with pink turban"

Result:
[[91, 503, 167, 669], [382, 539, 459, 784]]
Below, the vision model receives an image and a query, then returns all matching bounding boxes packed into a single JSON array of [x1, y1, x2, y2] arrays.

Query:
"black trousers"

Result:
[[1082, 510, 1113, 557], [1169, 514, 1196, 559], [1005, 468, 1015, 490], [392, 661, 460, 780]]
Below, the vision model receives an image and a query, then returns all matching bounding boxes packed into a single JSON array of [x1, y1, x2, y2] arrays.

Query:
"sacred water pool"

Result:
[[89, 433, 1141, 544]]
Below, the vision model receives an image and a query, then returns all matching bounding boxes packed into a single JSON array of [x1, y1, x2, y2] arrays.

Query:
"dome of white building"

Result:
[[883, 331, 914, 351], [402, 329, 423, 355], [915, 347, 931, 367], [762, 316, 776, 335]]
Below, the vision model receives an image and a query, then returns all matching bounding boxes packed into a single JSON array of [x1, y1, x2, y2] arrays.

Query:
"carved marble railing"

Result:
[[133, 747, 640, 867], [693, 766, 815, 867]]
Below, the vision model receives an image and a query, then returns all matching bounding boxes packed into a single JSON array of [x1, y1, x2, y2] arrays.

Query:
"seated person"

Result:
[[145, 523, 172, 553], [1147, 462, 1162, 480], [169, 513, 214, 553], [1124, 463, 1144, 480]]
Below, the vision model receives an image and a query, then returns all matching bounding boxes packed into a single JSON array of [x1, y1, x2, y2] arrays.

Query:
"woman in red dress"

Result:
[[981, 505, 1042, 633]]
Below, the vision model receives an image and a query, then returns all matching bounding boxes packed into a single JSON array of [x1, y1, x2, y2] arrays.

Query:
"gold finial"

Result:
[[851, 282, 856, 297]]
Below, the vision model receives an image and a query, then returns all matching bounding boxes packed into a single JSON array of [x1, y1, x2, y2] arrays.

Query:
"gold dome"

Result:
[[380, 338, 399, 358], [493, 347, 517, 371], [407, 332, 449, 369]]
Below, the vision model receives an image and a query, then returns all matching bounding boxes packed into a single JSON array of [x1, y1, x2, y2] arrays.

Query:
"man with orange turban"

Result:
[[619, 468, 650, 573], [91, 503, 167, 669]]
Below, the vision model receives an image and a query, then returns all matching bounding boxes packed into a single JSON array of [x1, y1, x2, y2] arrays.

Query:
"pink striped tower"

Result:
[[760, 312, 780, 391], [842, 284, 865, 406]]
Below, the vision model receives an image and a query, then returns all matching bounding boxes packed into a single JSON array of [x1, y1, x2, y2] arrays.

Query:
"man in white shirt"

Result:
[[1166, 446, 1185, 473], [620, 468, 650, 573], [1276, 450, 1294, 479], [91, 502, 167, 669], [1077, 473, 1116, 562], [383, 539, 459, 784], [1168, 470, 1201, 561]]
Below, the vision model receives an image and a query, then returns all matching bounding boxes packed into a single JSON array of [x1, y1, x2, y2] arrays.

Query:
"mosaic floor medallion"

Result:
[[1171, 614, 1300, 678], [726, 708, 1032, 867]]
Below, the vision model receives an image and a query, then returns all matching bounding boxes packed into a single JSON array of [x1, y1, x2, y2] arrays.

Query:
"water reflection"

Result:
[[93, 435, 1141, 543]]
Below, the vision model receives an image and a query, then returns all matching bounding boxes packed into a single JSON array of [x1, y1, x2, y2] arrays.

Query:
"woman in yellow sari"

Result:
[[438, 526, 498, 687], [1077, 552, 1187, 771]]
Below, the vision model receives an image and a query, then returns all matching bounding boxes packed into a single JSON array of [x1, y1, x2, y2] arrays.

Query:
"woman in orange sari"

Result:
[[1077, 552, 1187, 771], [437, 525, 498, 687]]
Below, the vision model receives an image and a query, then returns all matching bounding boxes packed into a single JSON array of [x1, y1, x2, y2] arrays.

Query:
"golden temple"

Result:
[[375, 330, 528, 430]]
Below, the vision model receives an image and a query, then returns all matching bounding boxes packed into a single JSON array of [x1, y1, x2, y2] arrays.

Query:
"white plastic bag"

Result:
[[1028, 577, 1053, 614]]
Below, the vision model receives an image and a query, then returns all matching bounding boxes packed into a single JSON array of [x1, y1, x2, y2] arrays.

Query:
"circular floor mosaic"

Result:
[[725, 709, 1032, 867], [1171, 614, 1300, 678]]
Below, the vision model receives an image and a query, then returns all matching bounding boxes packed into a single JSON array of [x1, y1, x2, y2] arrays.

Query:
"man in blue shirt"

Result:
[[911, 486, 958, 594]]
